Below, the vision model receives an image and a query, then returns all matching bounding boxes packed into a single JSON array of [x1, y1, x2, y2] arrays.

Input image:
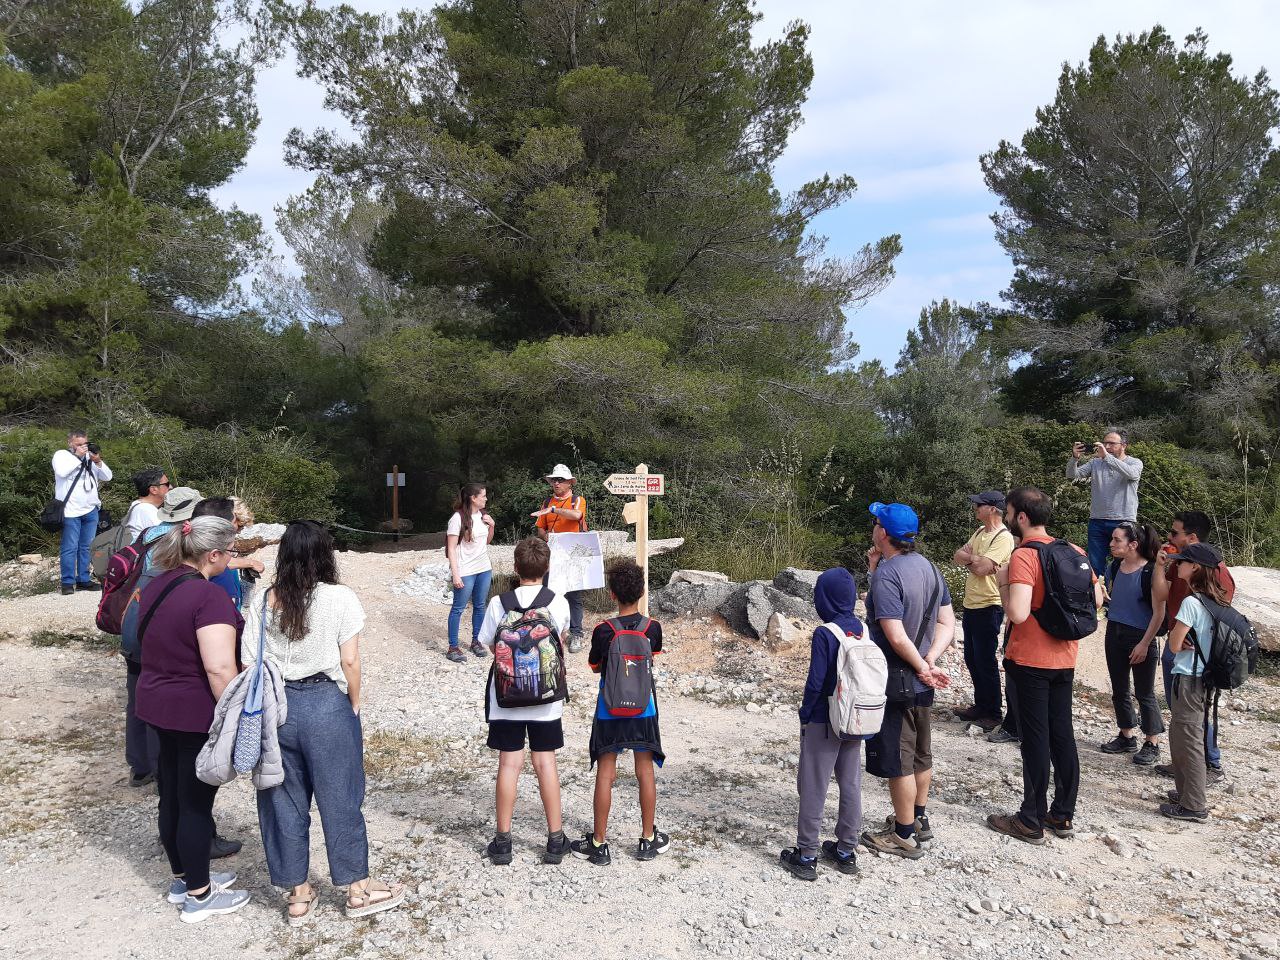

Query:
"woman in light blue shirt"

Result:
[[1161, 543, 1229, 825]]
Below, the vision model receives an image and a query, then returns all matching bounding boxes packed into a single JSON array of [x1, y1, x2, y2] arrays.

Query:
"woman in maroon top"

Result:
[[135, 516, 249, 923]]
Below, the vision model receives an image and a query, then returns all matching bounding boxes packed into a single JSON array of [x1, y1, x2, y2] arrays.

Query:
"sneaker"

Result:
[[985, 813, 1046, 846], [75, 580, 102, 592], [470, 640, 488, 658], [179, 887, 250, 923], [1043, 814, 1075, 838], [130, 771, 156, 789], [636, 830, 670, 861], [779, 847, 817, 881], [1166, 789, 1181, 804], [485, 834, 513, 866], [567, 633, 584, 654], [972, 716, 1002, 732], [60, 584, 75, 596], [167, 872, 237, 904], [1159, 802, 1208, 824], [1133, 742, 1159, 766], [1100, 734, 1139, 754], [1154, 763, 1175, 778], [860, 823, 925, 860], [570, 834, 611, 866], [209, 833, 241, 859], [1206, 765, 1225, 784], [543, 832, 571, 864], [987, 726, 1020, 745], [882, 814, 933, 842], [953, 704, 983, 721], [820, 840, 859, 875], [445, 646, 467, 663]]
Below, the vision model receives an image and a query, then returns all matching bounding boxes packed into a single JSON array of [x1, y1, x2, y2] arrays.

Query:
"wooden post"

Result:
[[391, 464, 400, 543], [635, 463, 649, 616]]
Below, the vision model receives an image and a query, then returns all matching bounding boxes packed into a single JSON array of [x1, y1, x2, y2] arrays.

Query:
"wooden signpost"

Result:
[[604, 464, 665, 615], [386, 466, 404, 542]]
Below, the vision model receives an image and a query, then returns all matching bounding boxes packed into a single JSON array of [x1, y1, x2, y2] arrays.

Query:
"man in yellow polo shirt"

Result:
[[952, 490, 1015, 730]]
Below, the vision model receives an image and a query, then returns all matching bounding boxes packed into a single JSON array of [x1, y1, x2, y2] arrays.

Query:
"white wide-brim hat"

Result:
[[544, 464, 575, 481]]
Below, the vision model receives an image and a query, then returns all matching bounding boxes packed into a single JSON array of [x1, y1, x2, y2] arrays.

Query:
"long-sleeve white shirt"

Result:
[[51, 449, 112, 518]]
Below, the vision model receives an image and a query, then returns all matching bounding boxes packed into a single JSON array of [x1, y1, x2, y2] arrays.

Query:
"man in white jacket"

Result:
[[51, 430, 112, 595]]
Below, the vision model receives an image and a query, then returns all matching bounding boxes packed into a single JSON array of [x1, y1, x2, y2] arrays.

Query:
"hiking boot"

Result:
[[1133, 742, 1159, 766], [1043, 814, 1074, 838], [1154, 763, 1175, 778], [168, 871, 237, 904], [179, 887, 250, 923], [985, 813, 1046, 845], [1100, 734, 1139, 754], [75, 580, 102, 592], [820, 840, 859, 875], [570, 834, 611, 866], [567, 632, 584, 654], [445, 646, 467, 663], [470, 640, 488, 658], [860, 823, 925, 860], [953, 704, 983, 721], [973, 716, 1002, 732], [1159, 802, 1208, 824], [986, 726, 1020, 745], [543, 832, 571, 864], [779, 847, 817, 881], [1166, 789, 1181, 804], [882, 814, 933, 842], [636, 830, 670, 861], [485, 834, 513, 866], [1206, 765, 1224, 784], [209, 833, 241, 859], [61, 584, 75, 596]]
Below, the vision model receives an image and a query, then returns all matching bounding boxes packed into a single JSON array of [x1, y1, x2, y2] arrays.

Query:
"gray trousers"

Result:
[[125, 659, 158, 777], [1169, 674, 1208, 814], [796, 722, 863, 857]]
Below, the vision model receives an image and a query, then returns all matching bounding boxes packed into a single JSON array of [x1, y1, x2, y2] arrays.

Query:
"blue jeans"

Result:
[[1086, 518, 1120, 576], [962, 605, 1004, 719], [257, 679, 369, 887], [59, 507, 99, 585], [448, 570, 492, 647], [1161, 643, 1221, 767]]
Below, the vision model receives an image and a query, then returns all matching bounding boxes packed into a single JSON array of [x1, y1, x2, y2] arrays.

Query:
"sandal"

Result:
[[345, 878, 405, 919], [286, 886, 320, 927]]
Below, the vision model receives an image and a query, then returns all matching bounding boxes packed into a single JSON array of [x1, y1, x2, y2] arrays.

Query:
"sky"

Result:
[[213, 0, 1280, 366]]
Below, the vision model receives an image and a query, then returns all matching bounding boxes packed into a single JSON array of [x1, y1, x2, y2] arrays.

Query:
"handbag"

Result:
[[38, 460, 89, 532], [232, 589, 270, 773], [882, 565, 944, 704]]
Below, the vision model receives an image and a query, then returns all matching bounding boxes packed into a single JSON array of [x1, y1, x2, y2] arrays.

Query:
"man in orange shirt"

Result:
[[987, 487, 1103, 846], [532, 464, 588, 652]]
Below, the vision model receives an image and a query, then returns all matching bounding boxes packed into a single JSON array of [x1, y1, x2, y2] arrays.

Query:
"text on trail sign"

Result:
[[604, 473, 664, 496], [386, 473, 405, 487]]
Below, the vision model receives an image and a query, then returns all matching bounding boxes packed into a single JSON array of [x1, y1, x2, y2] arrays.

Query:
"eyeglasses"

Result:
[[155, 481, 172, 488]]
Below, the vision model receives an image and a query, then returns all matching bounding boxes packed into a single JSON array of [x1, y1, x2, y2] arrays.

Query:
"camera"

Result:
[[86, 442, 101, 456]]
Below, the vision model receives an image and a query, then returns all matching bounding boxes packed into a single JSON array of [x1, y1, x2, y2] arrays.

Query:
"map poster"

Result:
[[547, 532, 605, 594]]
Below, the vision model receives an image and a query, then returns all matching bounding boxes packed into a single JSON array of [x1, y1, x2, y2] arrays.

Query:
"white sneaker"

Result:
[[180, 888, 250, 923], [167, 871, 237, 904]]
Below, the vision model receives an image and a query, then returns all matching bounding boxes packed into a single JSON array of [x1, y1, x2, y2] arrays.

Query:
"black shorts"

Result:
[[487, 718, 564, 753], [865, 698, 933, 779]]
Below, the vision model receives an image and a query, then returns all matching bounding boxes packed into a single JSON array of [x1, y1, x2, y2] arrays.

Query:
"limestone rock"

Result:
[[669, 569, 731, 587], [1231, 567, 1280, 652], [717, 580, 816, 639], [763, 612, 810, 652], [17, 554, 42, 565], [651, 578, 737, 618], [771, 568, 822, 603]]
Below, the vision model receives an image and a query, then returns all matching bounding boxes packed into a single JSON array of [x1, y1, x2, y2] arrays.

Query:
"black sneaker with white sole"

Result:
[[570, 834, 611, 866], [1159, 802, 1208, 823], [543, 832, 571, 864], [820, 840, 859, 875], [636, 830, 670, 861], [779, 847, 817, 881], [1100, 734, 1139, 754]]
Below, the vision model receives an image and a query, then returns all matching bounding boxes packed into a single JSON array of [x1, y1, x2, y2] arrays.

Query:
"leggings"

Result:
[[155, 727, 219, 890]]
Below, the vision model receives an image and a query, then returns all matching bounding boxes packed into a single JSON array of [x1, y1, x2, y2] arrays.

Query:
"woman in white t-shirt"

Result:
[[445, 483, 495, 663]]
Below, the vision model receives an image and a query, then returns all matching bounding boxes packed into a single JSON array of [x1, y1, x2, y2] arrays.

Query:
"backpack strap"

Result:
[[530, 586, 555, 610], [499, 590, 520, 614], [1141, 561, 1154, 607], [137, 571, 202, 651]]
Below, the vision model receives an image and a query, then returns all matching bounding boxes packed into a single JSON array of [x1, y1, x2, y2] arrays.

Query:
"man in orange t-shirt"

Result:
[[532, 463, 588, 651], [987, 486, 1102, 847]]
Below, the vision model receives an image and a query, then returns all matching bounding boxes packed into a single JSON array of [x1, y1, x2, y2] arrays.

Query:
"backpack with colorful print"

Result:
[[491, 588, 568, 708]]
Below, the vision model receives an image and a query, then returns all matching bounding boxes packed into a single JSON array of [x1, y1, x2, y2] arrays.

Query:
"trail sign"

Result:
[[604, 473, 664, 496]]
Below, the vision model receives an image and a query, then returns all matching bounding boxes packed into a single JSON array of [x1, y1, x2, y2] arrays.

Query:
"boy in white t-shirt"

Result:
[[445, 483, 495, 662], [478, 537, 571, 865]]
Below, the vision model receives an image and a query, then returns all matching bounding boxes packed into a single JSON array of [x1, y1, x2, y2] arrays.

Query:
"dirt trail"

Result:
[[1, 548, 1278, 960]]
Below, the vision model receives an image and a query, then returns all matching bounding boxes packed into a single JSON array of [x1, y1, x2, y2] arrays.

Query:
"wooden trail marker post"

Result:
[[604, 464, 665, 615], [386, 466, 405, 542]]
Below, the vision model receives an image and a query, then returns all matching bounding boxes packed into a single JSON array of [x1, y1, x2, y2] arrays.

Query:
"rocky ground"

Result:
[[1, 546, 1278, 960]]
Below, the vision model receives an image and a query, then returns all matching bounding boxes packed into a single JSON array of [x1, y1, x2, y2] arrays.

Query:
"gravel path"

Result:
[[1, 548, 1278, 960]]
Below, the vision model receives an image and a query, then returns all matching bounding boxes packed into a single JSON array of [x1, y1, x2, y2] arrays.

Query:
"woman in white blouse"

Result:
[[243, 521, 404, 925], [445, 482, 496, 663]]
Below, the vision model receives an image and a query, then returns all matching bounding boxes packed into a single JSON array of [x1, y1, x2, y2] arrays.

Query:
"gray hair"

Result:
[[67, 430, 87, 442], [150, 516, 236, 571], [1104, 426, 1128, 445]]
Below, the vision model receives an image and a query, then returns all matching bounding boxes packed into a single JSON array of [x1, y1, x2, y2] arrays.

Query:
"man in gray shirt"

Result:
[[1066, 428, 1143, 574]]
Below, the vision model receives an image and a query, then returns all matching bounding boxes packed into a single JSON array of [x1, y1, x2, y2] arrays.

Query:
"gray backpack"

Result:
[[601, 617, 654, 718]]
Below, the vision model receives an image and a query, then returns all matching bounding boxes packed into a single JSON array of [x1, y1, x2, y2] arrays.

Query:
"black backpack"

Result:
[[1190, 594, 1260, 692], [1105, 558, 1153, 607], [1021, 539, 1098, 641]]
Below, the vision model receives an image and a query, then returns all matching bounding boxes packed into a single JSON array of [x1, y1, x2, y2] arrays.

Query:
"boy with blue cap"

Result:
[[859, 502, 955, 860]]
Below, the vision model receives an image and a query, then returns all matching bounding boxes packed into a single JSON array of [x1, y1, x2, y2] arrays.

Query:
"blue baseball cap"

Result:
[[869, 502, 920, 541]]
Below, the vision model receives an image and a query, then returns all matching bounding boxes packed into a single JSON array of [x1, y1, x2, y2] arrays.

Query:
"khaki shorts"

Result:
[[865, 699, 933, 779]]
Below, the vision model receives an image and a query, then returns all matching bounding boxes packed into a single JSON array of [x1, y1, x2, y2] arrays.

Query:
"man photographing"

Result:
[[51, 430, 113, 595], [1066, 428, 1143, 575]]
